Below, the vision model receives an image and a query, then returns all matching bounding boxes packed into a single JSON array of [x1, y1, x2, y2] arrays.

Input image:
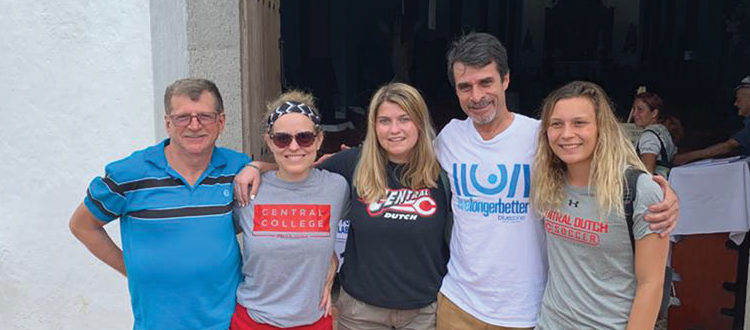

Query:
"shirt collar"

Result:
[[144, 139, 227, 170]]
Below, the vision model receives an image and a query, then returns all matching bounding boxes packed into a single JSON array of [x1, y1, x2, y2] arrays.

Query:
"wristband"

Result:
[[245, 162, 260, 171]]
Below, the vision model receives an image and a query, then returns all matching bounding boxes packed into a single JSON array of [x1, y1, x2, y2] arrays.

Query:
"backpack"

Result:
[[635, 129, 672, 178], [623, 168, 673, 318]]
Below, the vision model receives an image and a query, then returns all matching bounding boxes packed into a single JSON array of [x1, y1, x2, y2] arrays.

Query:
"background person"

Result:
[[631, 91, 677, 176], [231, 91, 348, 330], [674, 75, 750, 165], [532, 81, 669, 329]]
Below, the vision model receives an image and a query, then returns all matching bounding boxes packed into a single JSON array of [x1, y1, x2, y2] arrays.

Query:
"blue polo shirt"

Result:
[[732, 116, 750, 155], [84, 139, 250, 330]]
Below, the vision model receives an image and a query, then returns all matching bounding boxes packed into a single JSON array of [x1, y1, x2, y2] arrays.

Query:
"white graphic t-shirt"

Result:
[[435, 114, 547, 327]]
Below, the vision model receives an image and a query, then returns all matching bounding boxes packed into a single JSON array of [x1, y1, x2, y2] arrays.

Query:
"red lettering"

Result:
[[253, 204, 331, 235], [544, 219, 600, 246]]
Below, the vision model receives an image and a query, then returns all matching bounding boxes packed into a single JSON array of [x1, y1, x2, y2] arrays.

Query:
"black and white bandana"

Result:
[[266, 101, 321, 130]]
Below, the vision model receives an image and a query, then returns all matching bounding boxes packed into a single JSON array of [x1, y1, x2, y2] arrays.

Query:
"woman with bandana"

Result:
[[230, 90, 349, 330]]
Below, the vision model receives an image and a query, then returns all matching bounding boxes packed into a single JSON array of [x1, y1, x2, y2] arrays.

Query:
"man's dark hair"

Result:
[[446, 32, 510, 87], [164, 78, 224, 114]]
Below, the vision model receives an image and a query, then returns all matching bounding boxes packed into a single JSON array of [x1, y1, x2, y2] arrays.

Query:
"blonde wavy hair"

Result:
[[531, 81, 647, 217], [354, 83, 441, 203]]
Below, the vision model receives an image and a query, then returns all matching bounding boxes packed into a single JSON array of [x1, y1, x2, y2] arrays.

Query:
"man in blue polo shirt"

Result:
[[69, 78, 249, 330]]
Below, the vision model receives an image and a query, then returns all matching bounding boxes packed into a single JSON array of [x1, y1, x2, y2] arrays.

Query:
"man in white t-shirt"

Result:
[[433, 32, 680, 330]]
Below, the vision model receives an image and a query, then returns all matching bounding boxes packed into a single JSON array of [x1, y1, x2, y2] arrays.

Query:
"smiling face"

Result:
[[375, 101, 419, 163], [265, 113, 323, 181], [165, 91, 225, 158], [452, 61, 510, 128], [546, 97, 599, 173], [631, 98, 659, 128]]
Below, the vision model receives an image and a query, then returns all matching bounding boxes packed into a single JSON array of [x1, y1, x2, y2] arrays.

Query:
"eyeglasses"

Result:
[[268, 131, 317, 148], [168, 112, 220, 127]]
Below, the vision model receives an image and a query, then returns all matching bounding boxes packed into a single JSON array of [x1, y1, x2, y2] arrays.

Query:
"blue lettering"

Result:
[[451, 163, 530, 198], [460, 163, 475, 197], [523, 164, 530, 198], [454, 196, 530, 218], [507, 164, 520, 198], [470, 164, 507, 195], [452, 163, 462, 196]]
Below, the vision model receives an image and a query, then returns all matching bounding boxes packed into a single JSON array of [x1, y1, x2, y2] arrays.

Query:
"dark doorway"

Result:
[[278, 1, 750, 328], [280, 0, 750, 152]]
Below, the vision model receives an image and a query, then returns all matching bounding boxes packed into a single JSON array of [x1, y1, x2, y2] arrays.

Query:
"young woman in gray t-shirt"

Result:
[[231, 91, 349, 330], [531, 81, 669, 329]]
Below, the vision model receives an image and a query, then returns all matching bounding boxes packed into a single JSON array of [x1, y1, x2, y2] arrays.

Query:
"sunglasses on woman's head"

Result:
[[268, 131, 317, 148]]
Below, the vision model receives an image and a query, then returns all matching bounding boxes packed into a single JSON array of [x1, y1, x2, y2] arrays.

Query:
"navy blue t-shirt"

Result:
[[732, 116, 750, 155], [320, 148, 450, 309]]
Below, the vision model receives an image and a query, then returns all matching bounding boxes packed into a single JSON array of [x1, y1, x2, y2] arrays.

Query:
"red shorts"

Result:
[[230, 303, 332, 330]]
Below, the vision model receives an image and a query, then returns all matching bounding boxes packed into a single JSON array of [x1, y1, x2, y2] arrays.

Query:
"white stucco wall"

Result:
[[149, 0, 243, 152], [0, 1, 154, 329], [150, 0, 189, 140]]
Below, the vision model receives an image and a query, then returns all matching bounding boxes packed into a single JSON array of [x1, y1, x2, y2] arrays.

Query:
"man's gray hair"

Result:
[[164, 78, 224, 114], [446, 32, 510, 87], [737, 75, 750, 91]]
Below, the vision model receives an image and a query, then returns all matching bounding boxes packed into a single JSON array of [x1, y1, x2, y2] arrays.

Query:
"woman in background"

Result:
[[631, 92, 677, 177]]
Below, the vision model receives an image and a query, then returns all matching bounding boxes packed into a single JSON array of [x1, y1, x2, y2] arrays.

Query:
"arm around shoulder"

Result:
[[642, 175, 679, 236], [69, 202, 127, 276], [234, 161, 278, 206]]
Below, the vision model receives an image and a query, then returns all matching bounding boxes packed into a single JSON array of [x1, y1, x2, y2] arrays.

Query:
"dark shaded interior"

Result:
[[280, 0, 750, 155], [279, 1, 750, 328]]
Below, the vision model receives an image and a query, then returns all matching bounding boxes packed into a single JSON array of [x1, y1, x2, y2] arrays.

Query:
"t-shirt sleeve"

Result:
[[318, 148, 359, 182], [731, 121, 750, 150], [341, 180, 352, 217], [433, 127, 449, 169], [632, 173, 663, 240], [637, 130, 661, 156], [83, 166, 127, 223], [234, 204, 254, 234], [232, 204, 243, 233], [323, 171, 351, 219]]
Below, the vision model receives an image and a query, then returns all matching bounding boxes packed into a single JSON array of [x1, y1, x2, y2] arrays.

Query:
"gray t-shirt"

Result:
[[536, 173, 661, 330], [234, 169, 349, 328], [636, 124, 676, 163]]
